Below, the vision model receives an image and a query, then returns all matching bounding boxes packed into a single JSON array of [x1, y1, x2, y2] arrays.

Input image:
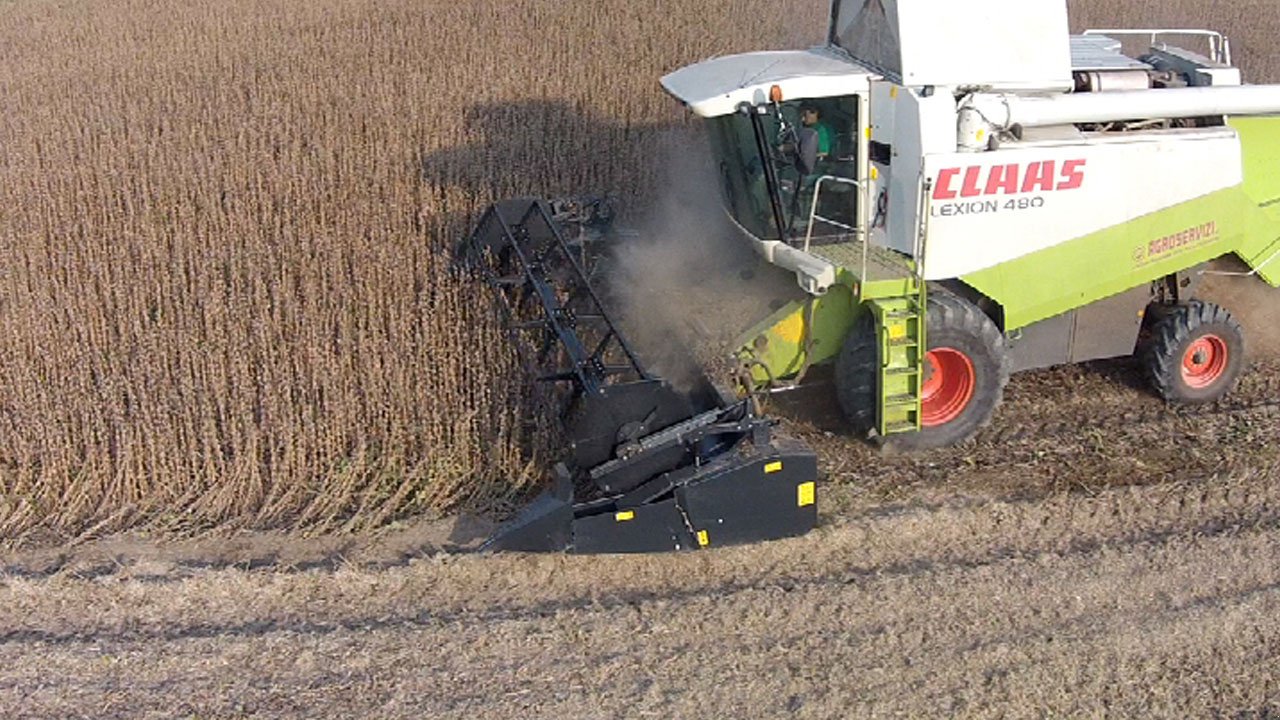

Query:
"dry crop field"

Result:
[[0, 0, 824, 543], [1, 0, 1280, 717], [0, 0, 1275, 544]]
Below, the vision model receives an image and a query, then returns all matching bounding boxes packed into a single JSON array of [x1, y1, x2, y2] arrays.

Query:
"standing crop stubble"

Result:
[[0, 0, 826, 544]]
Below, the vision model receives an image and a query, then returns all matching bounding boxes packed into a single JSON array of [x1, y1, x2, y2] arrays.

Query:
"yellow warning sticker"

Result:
[[615, 510, 635, 522], [765, 461, 783, 474], [697, 530, 710, 547], [773, 312, 805, 344], [888, 323, 907, 340], [797, 482, 816, 508]]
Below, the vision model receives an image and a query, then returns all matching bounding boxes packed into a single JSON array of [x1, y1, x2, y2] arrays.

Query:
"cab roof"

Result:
[[660, 47, 875, 118]]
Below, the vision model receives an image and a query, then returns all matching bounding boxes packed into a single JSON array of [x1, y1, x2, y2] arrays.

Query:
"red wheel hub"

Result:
[[920, 348, 976, 427], [1181, 335, 1229, 389]]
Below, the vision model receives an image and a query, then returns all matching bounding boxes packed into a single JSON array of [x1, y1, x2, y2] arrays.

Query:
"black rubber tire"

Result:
[[1142, 300, 1245, 404], [833, 312, 878, 433], [834, 292, 1010, 451]]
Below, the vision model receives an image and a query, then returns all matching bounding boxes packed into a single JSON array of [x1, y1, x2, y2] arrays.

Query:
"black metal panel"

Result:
[[468, 198, 824, 555], [571, 499, 694, 554], [1070, 284, 1152, 363], [586, 407, 756, 496], [567, 380, 699, 476], [678, 440, 819, 549], [1008, 311, 1075, 372], [831, 0, 903, 82], [481, 470, 574, 553], [616, 464, 700, 509]]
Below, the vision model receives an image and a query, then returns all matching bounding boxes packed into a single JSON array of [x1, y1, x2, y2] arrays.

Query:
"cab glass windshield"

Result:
[[706, 96, 858, 241]]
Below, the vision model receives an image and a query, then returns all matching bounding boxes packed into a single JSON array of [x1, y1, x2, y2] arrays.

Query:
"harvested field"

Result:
[[3, 0, 1280, 717], [3, 471, 1280, 718]]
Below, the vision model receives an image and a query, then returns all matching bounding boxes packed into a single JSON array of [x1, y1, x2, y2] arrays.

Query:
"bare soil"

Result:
[[2, 358, 1279, 718]]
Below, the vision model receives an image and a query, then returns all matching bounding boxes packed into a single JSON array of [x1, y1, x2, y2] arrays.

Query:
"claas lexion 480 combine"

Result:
[[467, 0, 1280, 554]]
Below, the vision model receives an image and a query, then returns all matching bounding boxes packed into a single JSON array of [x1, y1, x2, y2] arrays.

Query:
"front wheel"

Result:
[[1142, 300, 1245, 404], [835, 292, 1010, 451]]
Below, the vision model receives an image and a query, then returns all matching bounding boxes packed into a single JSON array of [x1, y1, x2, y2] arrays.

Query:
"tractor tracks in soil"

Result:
[[980, 368, 1280, 445], [783, 357, 1280, 517], [2, 500, 1276, 650], [1, 466, 1276, 647]]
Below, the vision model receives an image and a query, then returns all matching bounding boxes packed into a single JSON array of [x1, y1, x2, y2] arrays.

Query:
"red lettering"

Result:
[[984, 164, 1022, 195], [935, 158, 1089, 204], [960, 166, 983, 198], [1021, 161, 1056, 193], [1057, 159, 1087, 190], [934, 168, 960, 200], [1146, 222, 1220, 258]]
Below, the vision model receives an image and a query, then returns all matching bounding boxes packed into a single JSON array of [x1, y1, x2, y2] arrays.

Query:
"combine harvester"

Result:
[[468, 0, 1280, 553]]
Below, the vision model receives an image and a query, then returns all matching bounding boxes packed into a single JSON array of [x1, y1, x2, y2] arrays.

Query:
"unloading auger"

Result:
[[466, 198, 818, 554]]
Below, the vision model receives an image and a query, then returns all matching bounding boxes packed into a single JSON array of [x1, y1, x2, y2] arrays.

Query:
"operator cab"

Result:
[[662, 49, 874, 250]]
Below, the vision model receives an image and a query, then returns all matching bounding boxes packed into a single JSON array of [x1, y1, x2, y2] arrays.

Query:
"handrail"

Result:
[[1083, 28, 1232, 66], [913, 178, 933, 285], [802, 174, 864, 252]]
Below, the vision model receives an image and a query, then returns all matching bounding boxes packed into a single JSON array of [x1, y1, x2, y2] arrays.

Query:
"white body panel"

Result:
[[921, 128, 1243, 280], [728, 218, 839, 295], [882, 89, 957, 258], [831, 0, 1072, 90], [660, 49, 873, 119]]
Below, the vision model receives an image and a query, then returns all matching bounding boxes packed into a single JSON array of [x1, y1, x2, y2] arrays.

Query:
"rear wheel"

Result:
[[835, 292, 1010, 451], [1142, 300, 1244, 404]]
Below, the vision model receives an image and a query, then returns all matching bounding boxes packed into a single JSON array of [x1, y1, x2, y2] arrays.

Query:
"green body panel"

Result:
[[735, 239, 921, 385], [964, 119, 1280, 330], [1229, 116, 1280, 286], [962, 188, 1256, 330], [736, 283, 863, 385]]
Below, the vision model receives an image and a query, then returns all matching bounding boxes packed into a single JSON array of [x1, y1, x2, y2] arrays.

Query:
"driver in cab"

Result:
[[778, 102, 831, 176], [793, 103, 832, 177]]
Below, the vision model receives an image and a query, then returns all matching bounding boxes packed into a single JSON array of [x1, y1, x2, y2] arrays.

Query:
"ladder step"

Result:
[[870, 291, 926, 440]]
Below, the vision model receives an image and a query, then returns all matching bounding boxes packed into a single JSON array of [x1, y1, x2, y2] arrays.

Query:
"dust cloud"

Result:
[[1199, 257, 1280, 360], [602, 134, 801, 391]]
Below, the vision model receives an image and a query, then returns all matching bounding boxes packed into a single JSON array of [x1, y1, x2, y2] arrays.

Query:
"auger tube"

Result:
[[961, 85, 1280, 146]]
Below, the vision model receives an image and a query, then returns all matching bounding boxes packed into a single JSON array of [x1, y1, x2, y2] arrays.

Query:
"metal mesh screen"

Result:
[[831, 0, 901, 80]]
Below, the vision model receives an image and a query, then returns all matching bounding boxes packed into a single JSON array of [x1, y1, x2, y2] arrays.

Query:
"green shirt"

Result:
[[814, 123, 833, 157]]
